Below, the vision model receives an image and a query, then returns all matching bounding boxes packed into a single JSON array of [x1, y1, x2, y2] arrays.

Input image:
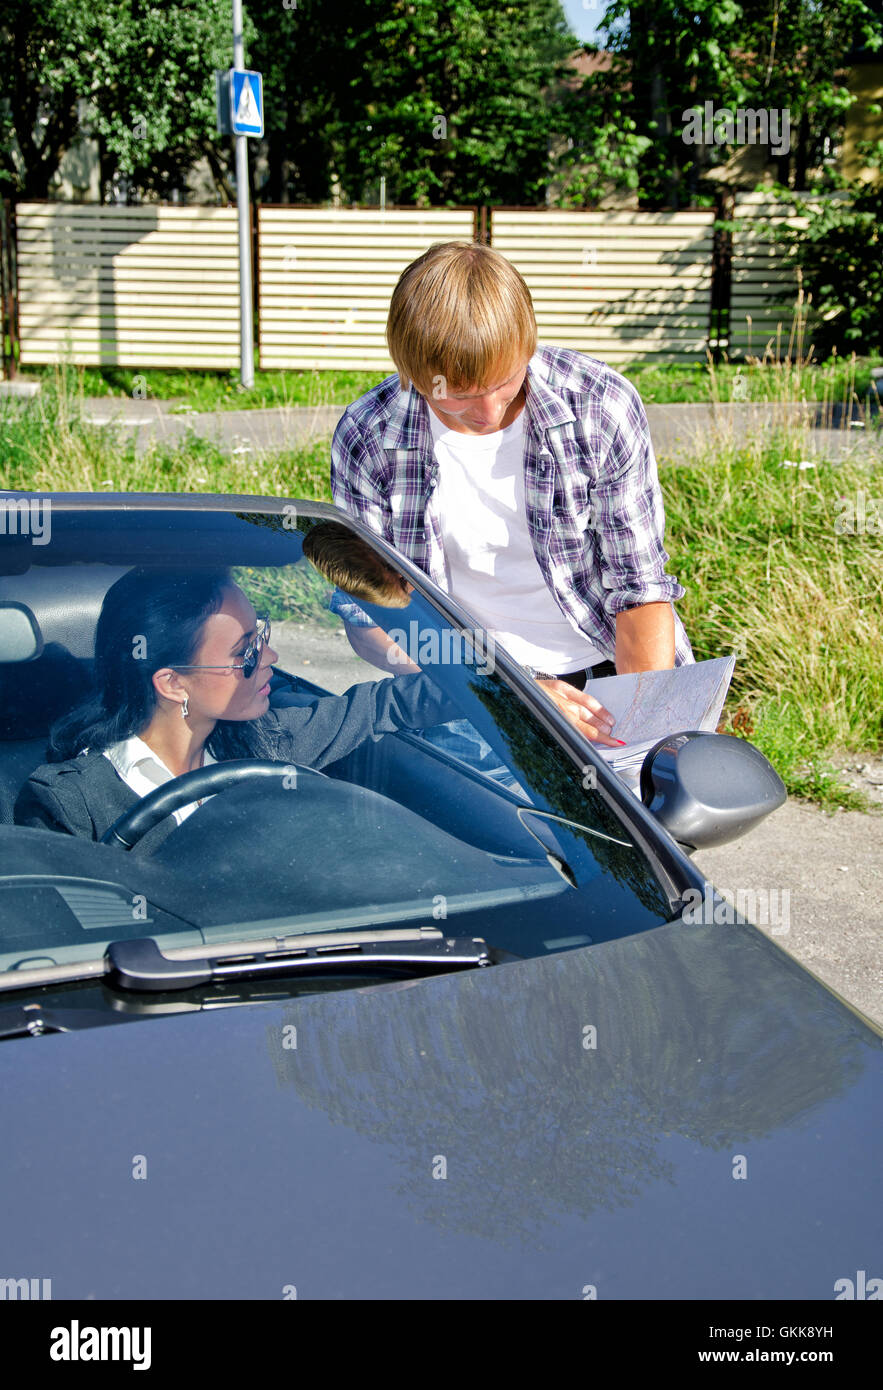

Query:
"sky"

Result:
[[561, 0, 606, 44]]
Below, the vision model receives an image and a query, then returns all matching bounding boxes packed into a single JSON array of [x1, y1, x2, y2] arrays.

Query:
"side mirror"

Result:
[[0, 602, 43, 663], [640, 731, 786, 851]]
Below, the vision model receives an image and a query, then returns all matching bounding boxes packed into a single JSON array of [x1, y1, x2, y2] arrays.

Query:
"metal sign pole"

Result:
[[232, 0, 254, 389]]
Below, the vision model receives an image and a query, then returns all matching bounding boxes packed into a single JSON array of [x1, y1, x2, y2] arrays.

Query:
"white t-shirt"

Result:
[[429, 408, 605, 673]]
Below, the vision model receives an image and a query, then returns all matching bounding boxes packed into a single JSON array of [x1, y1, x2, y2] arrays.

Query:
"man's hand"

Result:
[[535, 678, 622, 747]]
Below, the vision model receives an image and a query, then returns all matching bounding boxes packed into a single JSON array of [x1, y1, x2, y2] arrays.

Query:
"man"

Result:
[[330, 241, 692, 746]]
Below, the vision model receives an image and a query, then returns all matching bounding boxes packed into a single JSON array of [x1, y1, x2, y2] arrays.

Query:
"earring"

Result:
[[181, 695, 189, 719]]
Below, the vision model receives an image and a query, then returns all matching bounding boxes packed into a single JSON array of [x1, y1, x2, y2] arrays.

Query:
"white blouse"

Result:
[[102, 736, 216, 824]]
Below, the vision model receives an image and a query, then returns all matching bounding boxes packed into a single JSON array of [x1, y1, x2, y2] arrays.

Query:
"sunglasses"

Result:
[[173, 617, 272, 680]]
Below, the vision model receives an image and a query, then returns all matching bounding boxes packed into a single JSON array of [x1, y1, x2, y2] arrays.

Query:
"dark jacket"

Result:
[[14, 673, 457, 845]]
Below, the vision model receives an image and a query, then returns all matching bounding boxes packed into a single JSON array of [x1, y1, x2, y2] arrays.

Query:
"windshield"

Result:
[[0, 502, 672, 980]]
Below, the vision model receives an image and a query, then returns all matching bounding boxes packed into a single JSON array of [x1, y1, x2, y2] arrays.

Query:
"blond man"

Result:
[[330, 241, 692, 745]]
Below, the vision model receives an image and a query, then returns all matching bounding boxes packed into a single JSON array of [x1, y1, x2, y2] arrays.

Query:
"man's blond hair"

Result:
[[302, 522, 412, 608], [386, 241, 537, 397]]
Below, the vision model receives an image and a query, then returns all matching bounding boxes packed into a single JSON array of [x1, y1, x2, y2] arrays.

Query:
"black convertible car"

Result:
[[0, 493, 880, 1302]]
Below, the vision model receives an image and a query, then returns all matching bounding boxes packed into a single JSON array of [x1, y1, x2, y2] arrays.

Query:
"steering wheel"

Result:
[[100, 760, 324, 850]]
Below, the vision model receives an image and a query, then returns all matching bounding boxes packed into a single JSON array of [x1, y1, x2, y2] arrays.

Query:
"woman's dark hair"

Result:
[[47, 567, 286, 763]]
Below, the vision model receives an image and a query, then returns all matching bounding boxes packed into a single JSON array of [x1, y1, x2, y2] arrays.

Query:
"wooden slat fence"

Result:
[[16, 204, 240, 368], [16, 198, 832, 371], [258, 207, 476, 370], [730, 193, 812, 359], [490, 209, 715, 362]]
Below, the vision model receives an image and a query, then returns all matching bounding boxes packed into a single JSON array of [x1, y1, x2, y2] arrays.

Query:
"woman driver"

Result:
[[14, 566, 456, 844]]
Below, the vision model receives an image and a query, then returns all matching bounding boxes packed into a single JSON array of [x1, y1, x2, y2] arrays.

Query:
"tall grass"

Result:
[[22, 349, 883, 410], [707, 292, 882, 422], [0, 367, 333, 498], [663, 427, 882, 807]]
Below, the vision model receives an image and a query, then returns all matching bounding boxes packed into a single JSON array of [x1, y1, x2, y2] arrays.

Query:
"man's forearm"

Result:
[[344, 622, 420, 673], [615, 602, 675, 673]]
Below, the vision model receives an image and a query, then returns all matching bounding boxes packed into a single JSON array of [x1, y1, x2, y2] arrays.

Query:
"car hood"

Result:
[[0, 917, 879, 1300]]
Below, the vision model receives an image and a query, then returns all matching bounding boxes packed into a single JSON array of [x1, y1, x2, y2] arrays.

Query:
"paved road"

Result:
[[14, 392, 878, 465], [272, 619, 883, 1028]]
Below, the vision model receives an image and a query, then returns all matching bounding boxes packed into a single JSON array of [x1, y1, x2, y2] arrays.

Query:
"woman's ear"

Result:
[[152, 667, 186, 706]]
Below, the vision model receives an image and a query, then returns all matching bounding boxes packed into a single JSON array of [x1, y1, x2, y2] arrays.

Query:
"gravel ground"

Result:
[[271, 620, 377, 695], [272, 619, 882, 1027], [694, 801, 883, 1028]]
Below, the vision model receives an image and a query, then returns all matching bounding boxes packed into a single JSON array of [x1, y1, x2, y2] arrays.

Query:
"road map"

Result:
[[585, 656, 737, 786]]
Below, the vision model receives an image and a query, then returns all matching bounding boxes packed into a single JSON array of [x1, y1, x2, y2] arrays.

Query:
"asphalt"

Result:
[[694, 801, 883, 1028], [2, 385, 879, 464]]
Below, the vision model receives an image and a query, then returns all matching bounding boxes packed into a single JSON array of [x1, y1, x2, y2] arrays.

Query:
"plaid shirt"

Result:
[[330, 344, 693, 666]]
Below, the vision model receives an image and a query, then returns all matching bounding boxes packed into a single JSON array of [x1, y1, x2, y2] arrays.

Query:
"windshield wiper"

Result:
[[107, 932, 492, 993]]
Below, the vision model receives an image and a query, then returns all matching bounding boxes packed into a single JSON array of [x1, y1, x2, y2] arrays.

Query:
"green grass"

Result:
[[2, 369, 881, 811], [624, 356, 883, 406], [0, 369, 334, 497], [23, 362, 388, 413], [16, 354, 883, 410], [233, 563, 339, 629], [662, 427, 883, 811]]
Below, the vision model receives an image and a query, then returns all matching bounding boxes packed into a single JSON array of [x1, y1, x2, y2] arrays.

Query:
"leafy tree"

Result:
[[778, 180, 883, 354], [246, 0, 352, 205], [0, 0, 239, 203], [558, 0, 882, 207], [323, 0, 578, 207], [1, 0, 583, 208], [737, 0, 882, 189]]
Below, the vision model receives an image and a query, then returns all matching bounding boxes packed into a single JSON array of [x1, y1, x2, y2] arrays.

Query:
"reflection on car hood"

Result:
[[0, 918, 879, 1299]]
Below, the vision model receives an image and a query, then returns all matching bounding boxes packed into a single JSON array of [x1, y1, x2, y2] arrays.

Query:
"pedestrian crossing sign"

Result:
[[231, 69, 264, 137]]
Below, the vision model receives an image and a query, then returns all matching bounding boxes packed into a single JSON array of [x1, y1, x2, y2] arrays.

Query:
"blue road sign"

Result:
[[231, 69, 264, 138]]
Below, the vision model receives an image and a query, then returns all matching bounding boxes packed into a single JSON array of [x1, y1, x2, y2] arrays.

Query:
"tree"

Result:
[[781, 181, 883, 354], [246, 0, 353, 205], [737, 0, 882, 189], [0, 0, 238, 203], [551, 0, 746, 208], [324, 0, 578, 207], [556, 0, 882, 208]]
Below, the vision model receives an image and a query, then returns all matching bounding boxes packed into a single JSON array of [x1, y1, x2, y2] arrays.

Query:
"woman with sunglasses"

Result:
[[14, 567, 457, 844]]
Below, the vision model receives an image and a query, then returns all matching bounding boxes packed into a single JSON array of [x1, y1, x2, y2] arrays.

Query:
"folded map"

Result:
[[584, 656, 737, 787]]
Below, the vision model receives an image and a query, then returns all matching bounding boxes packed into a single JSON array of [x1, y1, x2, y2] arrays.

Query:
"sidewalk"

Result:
[[78, 397, 344, 457], [3, 387, 876, 463]]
